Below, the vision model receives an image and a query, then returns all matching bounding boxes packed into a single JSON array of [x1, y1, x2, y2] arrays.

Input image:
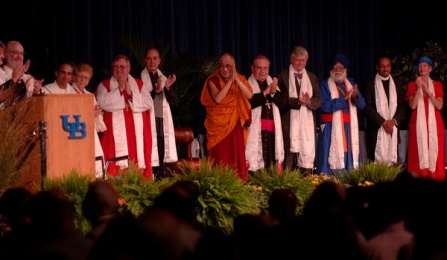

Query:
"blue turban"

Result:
[[414, 56, 434, 72], [333, 53, 350, 69]]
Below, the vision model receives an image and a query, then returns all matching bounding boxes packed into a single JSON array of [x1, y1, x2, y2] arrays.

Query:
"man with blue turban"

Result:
[[316, 54, 366, 175]]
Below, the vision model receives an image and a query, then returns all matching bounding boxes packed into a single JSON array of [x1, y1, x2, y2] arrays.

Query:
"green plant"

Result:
[[247, 165, 315, 215], [171, 159, 259, 236], [41, 170, 93, 234], [334, 162, 404, 187], [108, 163, 165, 217]]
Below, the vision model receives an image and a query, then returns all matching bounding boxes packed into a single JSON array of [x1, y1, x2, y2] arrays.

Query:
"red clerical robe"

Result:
[[97, 75, 154, 179]]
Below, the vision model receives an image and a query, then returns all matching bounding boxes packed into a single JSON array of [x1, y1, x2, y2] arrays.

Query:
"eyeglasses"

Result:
[[332, 66, 345, 71], [113, 65, 128, 70], [8, 50, 25, 56]]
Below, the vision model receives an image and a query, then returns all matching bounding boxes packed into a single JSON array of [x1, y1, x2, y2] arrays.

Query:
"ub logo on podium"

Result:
[[61, 115, 87, 139]]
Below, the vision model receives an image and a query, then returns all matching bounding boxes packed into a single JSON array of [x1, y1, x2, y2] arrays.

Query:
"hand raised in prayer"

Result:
[[350, 84, 359, 101], [420, 80, 432, 96], [33, 78, 44, 94], [264, 77, 279, 96], [230, 64, 238, 84], [118, 78, 131, 95], [165, 74, 176, 91], [415, 77, 424, 93], [11, 59, 30, 82]]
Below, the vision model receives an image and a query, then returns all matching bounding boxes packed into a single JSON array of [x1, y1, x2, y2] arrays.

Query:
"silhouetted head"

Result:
[[82, 181, 119, 223], [268, 188, 298, 221]]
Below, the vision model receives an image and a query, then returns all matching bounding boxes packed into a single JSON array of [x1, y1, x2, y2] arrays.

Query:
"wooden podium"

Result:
[[25, 94, 96, 186]]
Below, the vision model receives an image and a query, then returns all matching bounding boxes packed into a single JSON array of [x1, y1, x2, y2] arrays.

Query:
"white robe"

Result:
[[2, 65, 35, 98], [96, 75, 159, 169], [141, 68, 178, 163], [42, 81, 77, 94]]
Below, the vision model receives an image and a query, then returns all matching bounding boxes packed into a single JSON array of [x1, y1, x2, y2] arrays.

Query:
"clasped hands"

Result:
[[382, 119, 396, 134], [263, 77, 279, 96], [415, 76, 433, 97], [117, 77, 132, 95], [343, 84, 359, 102], [299, 92, 311, 106]]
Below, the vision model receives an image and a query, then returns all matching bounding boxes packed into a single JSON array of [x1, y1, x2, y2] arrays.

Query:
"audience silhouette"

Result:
[[1, 172, 447, 259]]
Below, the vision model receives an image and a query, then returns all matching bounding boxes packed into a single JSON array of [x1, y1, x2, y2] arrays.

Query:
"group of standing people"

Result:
[[0, 41, 179, 180], [86, 48, 180, 180], [0, 39, 445, 182], [201, 47, 446, 182]]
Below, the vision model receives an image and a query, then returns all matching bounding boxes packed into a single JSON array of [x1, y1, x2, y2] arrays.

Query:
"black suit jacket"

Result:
[[276, 69, 321, 140], [362, 75, 408, 161]]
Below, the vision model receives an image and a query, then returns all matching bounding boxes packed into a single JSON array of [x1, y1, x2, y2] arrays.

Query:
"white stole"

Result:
[[141, 68, 178, 163], [416, 78, 438, 171], [288, 65, 315, 168], [374, 74, 398, 164], [108, 75, 151, 169], [327, 77, 360, 170], [246, 75, 284, 171]]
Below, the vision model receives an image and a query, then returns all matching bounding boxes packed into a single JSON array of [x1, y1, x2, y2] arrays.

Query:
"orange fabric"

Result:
[[200, 70, 252, 150]]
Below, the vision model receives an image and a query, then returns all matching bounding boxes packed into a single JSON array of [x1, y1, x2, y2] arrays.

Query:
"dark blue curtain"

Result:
[[3, 0, 447, 90]]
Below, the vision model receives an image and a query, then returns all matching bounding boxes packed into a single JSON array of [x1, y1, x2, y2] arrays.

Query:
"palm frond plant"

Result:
[[167, 54, 219, 127], [247, 165, 315, 215], [334, 162, 404, 187], [170, 158, 259, 236], [112, 34, 150, 72], [113, 34, 220, 128], [41, 169, 93, 234]]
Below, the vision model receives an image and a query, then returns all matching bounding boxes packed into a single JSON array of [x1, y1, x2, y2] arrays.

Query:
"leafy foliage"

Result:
[[247, 165, 315, 214], [41, 170, 93, 234], [170, 159, 259, 235], [108, 163, 164, 217], [334, 162, 404, 187], [390, 41, 447, 86]]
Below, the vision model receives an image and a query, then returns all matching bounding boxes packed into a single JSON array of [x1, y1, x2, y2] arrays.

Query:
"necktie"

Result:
[[294, 72, 302, 94]]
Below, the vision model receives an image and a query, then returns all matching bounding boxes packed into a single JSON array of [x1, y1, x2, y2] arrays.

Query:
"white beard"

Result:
[[330, 70, 347, 83]]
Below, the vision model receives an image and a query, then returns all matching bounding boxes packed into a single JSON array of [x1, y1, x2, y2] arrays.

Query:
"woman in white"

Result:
[[72, 63, 107, 178]]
